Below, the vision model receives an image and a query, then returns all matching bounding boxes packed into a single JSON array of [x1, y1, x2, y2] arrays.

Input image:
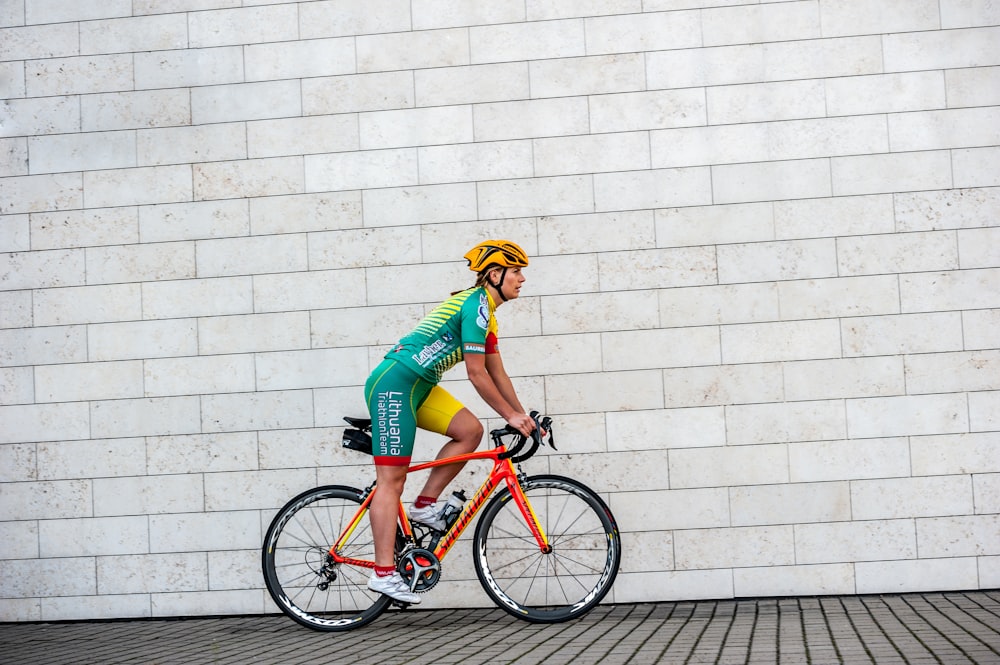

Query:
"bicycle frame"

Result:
[[329, 445, 550, 567]]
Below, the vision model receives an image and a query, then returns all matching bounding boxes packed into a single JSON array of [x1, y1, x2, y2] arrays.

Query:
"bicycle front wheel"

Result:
[[262, 485, 392, 631], [473, 474, 621, 623]]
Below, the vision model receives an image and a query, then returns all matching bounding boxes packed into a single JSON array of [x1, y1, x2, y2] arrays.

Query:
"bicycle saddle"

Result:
[[343, 416, 372, 429]]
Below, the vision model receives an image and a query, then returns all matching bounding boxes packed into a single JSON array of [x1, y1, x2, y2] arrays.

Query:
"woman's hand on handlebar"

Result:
[[506, 412, 536, 438]]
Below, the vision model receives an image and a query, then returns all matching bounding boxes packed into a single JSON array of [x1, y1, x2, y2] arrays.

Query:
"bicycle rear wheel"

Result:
[[473, 474, 621, 623], [262, 485, 393, 631]]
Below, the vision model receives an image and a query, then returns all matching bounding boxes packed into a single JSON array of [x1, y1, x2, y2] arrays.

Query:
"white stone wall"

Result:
[[1, 0, 998, 621]]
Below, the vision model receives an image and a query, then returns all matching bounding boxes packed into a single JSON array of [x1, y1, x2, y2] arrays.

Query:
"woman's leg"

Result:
[[370, 464, 407, 568], [364, 360, 431, 569], [367, 463, 420, 604], [416, 407, 483, 499]]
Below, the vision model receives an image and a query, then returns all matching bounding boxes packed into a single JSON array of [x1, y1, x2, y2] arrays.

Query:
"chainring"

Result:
[[397, 548, 441, 593]]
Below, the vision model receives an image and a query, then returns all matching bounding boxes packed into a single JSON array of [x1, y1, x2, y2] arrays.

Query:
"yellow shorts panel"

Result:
[[416, 385, 465, 435]]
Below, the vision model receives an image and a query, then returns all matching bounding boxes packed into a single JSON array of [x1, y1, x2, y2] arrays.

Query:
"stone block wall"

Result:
[[1, 0, 998, 621]]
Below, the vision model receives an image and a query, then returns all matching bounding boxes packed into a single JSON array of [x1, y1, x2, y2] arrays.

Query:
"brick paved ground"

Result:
[[1, 591, 998, 665]]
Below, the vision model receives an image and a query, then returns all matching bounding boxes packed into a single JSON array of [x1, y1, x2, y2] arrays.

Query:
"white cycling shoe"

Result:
[[367, 571, 420, 604], [409, 503, 446, 531]]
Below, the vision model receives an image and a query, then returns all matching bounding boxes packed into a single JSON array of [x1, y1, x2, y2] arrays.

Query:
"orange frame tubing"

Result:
[[328, 446, 550, 566]]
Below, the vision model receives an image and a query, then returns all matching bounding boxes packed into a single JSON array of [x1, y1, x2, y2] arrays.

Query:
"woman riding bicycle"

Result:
[[364, 240, 537, 603]]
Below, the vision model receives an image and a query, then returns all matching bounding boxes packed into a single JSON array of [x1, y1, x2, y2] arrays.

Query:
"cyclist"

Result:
[[364, 240, 537, 603]]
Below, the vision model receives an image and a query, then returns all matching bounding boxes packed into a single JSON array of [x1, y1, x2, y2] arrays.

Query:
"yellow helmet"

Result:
[[464, 240, 529, 273]]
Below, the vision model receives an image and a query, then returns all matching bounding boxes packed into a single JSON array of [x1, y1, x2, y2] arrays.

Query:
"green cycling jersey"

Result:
[[385, 286, 499, 383]]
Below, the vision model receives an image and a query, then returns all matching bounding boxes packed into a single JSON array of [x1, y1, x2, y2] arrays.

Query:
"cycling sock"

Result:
[[374, 566, 395, 577], [414, 495, 437, 508]]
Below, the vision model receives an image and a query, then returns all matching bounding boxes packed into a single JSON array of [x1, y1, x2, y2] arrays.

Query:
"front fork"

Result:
[[503, 464, 552, 554]]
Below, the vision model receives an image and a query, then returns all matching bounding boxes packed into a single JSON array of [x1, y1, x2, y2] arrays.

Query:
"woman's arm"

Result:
[[484, 351, 526, 413], [487, 352, 546, 437], [465, 352, 534, 436]]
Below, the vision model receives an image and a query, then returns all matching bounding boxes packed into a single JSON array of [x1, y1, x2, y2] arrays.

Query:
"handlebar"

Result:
[[493, 411, 556, 463]]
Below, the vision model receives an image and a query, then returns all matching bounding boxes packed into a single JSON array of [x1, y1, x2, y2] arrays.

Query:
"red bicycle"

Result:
[[262, 413, 621, 631]]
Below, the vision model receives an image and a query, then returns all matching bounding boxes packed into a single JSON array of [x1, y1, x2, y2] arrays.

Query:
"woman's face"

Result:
[[497, 266, 525, 300]]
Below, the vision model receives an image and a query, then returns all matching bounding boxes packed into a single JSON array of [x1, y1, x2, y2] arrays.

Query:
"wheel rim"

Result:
[[263, 488, 390, 630], [475, 476, 620, 622]]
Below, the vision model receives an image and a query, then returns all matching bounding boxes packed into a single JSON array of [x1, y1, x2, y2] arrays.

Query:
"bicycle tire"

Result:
[[262, 485, 394, 631], [473, 474, 621, 623]]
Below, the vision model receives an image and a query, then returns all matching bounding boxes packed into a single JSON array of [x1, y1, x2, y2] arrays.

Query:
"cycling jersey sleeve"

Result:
[[460, 289, 491, 355]]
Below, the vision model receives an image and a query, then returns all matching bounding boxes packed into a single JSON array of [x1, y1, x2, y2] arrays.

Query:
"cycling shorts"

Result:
[[364, 359, 466, 466]]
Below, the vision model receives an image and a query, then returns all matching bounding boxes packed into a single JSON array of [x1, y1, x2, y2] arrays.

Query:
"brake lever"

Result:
[[541, 416, 555, 450], [529, 411, 543, 445]]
